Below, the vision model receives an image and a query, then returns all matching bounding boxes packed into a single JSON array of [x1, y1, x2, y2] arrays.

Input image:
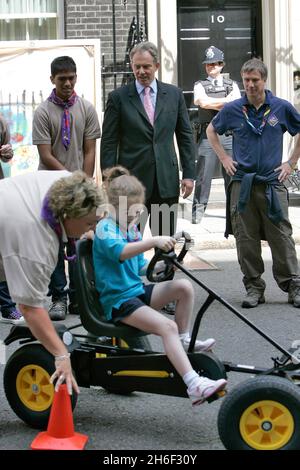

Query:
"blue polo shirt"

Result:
[[93, 217, 147, 320], [212, 90, 300, 175]]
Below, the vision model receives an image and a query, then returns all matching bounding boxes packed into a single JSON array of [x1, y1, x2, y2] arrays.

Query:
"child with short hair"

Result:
[[93, 167, 227, 405]]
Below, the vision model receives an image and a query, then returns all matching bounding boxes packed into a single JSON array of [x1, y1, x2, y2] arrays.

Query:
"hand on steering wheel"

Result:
[[146, 231, 193, 283]]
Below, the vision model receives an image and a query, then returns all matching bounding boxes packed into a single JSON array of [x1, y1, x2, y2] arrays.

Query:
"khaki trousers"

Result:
[[230, 181, 299, 293]]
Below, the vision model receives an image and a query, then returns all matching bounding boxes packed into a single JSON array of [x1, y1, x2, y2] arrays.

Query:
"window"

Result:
[[0, 0, 64, 40]]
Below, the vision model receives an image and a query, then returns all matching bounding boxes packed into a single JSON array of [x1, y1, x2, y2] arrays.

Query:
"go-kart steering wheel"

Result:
[[146, 231, 193, 283]]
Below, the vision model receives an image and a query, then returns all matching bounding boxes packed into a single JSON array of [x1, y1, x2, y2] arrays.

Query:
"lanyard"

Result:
[[242, 105, 271, 135]]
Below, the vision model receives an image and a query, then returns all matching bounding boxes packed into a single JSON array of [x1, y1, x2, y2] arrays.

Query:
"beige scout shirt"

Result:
[[32, 97, 101, 172], [0, 170, 70, 307]]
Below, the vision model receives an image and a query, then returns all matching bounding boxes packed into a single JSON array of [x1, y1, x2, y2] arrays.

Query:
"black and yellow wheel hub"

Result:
[[16, 364, 54, 412], [240, 400, 294, 450]]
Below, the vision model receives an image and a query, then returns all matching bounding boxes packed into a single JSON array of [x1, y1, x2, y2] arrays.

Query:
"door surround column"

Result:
[[147, 0, 178, 85], [262, 0, 293, 102], [263, 0, 294, 158]]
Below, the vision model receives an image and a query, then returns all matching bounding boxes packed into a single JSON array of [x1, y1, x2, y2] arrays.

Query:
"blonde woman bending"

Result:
[[0, 170, 105, 394]]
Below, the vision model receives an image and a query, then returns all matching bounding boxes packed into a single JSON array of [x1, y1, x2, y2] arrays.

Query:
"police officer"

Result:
[[192, 46, 241, 223]]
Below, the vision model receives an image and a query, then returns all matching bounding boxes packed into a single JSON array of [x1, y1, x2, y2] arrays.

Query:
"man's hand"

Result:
[[221, 155, 238, 176], [181, 179, 194, 198], [0, 144, 13, 162], [274, 161, 294, 183]]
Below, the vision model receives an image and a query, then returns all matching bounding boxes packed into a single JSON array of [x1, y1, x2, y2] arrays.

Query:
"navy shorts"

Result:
[[111, 284, 155, 323]]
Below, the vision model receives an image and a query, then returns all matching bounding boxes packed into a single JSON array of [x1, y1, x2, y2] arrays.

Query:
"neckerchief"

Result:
[[242, 105, 271, 136], [41, 195, 76, 261], [127, 224, 141, 242], [48, 89, 78, 150]]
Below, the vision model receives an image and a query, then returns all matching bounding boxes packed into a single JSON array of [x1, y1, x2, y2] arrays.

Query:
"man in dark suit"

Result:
[[100, 41, 195, 237]]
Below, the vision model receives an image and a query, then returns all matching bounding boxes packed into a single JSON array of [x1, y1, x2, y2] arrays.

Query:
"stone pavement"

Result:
[[177, 178, 300, 251]]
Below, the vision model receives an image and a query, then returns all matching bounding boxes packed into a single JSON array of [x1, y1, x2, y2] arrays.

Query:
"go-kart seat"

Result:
[[74, 238, 148, 339]]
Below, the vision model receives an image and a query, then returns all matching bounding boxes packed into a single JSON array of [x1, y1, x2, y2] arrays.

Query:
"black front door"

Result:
[[177, 0, 262, 115]]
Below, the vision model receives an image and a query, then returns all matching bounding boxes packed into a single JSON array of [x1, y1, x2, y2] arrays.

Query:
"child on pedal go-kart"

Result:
[[93, 166, 227, 406]]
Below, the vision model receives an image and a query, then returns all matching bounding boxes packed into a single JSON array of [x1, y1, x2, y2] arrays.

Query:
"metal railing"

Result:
[[101, 0, 148, 108]]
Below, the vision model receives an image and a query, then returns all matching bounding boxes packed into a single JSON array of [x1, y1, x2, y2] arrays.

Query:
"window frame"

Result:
[[0, 0, 64, 40]]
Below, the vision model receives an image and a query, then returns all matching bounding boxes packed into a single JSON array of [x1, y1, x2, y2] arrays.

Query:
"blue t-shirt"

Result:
[[93, 217, 147, 320], [212, 90, 300, 175]]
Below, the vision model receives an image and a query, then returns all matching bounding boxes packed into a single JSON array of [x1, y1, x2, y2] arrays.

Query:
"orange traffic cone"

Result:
[[31, 384, 88, 450]]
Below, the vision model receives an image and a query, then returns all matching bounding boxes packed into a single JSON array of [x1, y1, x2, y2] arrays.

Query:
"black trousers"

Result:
[[140, 175, 178, 237]]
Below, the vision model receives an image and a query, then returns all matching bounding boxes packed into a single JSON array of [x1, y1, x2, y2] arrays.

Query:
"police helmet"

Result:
[[202, 46, 225, 64]]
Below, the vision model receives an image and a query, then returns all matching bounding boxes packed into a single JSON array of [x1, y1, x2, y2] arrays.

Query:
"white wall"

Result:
[[291, 0, 300, 69], [291, 0, 300, 113]]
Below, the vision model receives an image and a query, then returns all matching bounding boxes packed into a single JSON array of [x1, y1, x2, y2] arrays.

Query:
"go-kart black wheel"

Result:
[[147, 231, 192, 283], [3, 344, 78, 430], [218, 376, 300, 450]]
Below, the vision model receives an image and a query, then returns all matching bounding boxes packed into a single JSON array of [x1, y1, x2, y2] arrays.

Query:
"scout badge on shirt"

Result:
[[268, 114, 279, 127]]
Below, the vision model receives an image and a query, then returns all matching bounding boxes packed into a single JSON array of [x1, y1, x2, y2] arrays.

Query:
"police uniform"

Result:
[[192, 46, 240, 223]]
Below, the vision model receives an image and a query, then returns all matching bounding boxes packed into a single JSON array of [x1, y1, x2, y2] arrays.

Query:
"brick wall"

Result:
[[64, 0, 147, 106]]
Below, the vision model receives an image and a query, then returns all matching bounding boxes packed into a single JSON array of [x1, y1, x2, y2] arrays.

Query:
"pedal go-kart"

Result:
[[3, 233, 300, 450]]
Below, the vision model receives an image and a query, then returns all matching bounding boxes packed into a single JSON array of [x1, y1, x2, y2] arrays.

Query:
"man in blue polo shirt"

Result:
[[207, 58, 300, 308]]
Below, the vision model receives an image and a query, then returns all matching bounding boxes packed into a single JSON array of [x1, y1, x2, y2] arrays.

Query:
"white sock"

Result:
[[179, 332, 190, 343], [183, 370, 201, 390]]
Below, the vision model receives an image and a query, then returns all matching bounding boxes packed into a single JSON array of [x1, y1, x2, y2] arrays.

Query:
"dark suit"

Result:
[[100, 80, 195, 235]]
